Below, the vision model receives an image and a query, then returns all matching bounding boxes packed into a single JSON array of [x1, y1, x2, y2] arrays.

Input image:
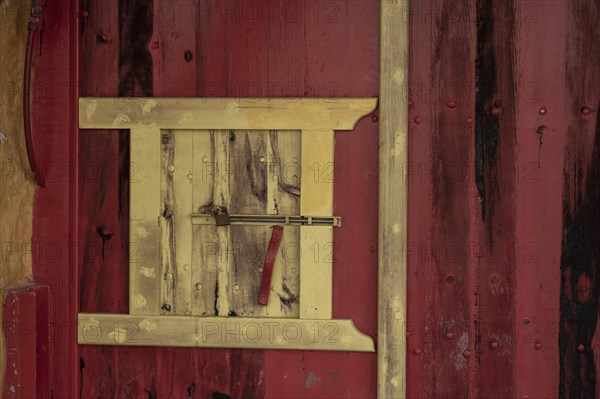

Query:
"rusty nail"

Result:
[[465, 117, 473, 125], [463, 350, 471, 358], [539, 107, 547, 115], [447, 99, 457, 109], [490, 341, 499, 349], [578, 344, 586, 352], [414, 116, 422, 124], [413, 349, 422, 355], [446, 332, 455, 340], [371, 114, 379, 123], [534, 342, 542, 350], [581, 106, 592, 116]]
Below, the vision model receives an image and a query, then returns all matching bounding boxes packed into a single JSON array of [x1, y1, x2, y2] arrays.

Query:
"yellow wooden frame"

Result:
[[379, 0, 409, 397], [78, 97, 377, 352]]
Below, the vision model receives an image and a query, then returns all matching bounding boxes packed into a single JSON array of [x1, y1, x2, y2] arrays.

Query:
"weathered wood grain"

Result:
[[160, 129, 194, 315], [79, 97, 378, 131], [380, 0, 408, 397], [190, 129, 301, 319], [560, 1, 600, 398], [78, 313, 375, 351], [513, 2, 566, 398]]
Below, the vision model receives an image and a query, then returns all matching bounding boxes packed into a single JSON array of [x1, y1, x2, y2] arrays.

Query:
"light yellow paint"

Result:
[[379, 0, 409, 397], [79, 98, 377, 131], [299, 130, 334, 319], [78, 97, 375, 351], [78, 313, 375, 351]]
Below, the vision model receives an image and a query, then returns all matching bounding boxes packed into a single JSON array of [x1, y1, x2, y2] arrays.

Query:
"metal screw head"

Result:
[[447, 99, 457, 109], [371, 114, 379, 123], [413, 349, 422, 356], [490, 341, 499, 349], [463, 350, 471, 358], [578, 344, 586, 352], [446, 332, 455, 340], [414, 116, 422, 124], [539, 107, 547, 115], [491, 108, 500, 116], [534, 342, 542, 350], [465, 117, 473, 125], [581, 106, 592, 116]]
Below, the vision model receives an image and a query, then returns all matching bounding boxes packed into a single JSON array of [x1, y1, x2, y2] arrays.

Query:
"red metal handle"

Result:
[[23, 0, 47, 187], [258, 226, 284, 306]]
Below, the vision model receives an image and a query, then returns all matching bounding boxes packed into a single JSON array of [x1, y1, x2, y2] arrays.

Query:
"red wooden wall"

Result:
[[408, 1, 600, 398], [15, 0, 600, 398]]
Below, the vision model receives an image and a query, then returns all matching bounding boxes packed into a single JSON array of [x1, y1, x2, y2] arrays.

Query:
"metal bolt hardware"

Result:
[[193, 207, 342, 227], [210, 206, 231, 226]]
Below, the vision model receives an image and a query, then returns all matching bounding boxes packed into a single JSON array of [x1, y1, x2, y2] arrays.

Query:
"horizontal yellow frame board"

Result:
[[79, 98, 378, 130], [78, 313, 375, 352]]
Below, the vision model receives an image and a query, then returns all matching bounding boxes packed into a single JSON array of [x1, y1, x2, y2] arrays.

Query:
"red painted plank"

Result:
[[30, 0, 79, 397], [2, 285, 49, 399], [560, 1, 600, 398], [513, 2, 566, 398]]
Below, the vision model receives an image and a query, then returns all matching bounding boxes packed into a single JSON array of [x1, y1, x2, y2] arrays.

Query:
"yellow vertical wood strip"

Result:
[[380, 0, 408, 397], [130, 125, 161, 221], [266, 130, 301, 317], [172, 130, 194, 315], [191, 130, 218, 316], [299, 129, 334, 319], [129, 126, 161, 315], [130, 221, 161, 315]]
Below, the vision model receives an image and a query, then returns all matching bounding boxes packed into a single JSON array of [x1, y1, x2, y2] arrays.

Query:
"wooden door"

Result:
[[76, 1, 380, 398]]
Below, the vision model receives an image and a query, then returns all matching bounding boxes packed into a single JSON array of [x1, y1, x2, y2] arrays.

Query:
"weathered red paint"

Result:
[[258, 226, 284, 306], [23, 0, 600, 397], [2, 285, 49, 399]]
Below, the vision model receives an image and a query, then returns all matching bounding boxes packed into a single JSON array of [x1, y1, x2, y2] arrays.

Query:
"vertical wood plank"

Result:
[[380, 1, 408, 398], [130, 126, 161, 222], [160, 130, 194, 315], [78, 0, 124, 396], [513, 1, 566, 398], [191, 130, 217, 316], [228, 130, 269, 317], [473, 0, 519, 396], [560, 1, 600, 398], [213, 131, 233, 317], [265, 130, 301, 318], [129, 126, 161, 315], [300, 129, 334, 320]]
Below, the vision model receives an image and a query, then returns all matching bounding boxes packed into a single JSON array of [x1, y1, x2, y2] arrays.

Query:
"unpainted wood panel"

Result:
[[189, 130, 300, 318]]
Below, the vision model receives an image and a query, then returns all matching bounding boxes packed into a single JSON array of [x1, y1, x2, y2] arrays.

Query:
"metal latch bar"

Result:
[[191, 213, 342, 227]]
